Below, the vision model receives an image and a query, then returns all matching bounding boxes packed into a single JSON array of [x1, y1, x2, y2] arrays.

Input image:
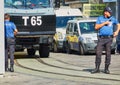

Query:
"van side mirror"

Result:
[[74, 31, 79, 36], [66, 30, 69, 34], [54, 0, 60, 8]]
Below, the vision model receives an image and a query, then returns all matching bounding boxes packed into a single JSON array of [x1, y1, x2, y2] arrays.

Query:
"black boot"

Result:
[[10, 65, 14, 72], [5, 68, 9, 72], [5, 64, 9, 72], [91, 63, 100, 74], [104, 64, 110, 74]]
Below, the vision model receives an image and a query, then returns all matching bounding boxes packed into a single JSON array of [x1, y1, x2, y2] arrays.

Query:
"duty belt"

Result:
[[99, 35, 113, 38]]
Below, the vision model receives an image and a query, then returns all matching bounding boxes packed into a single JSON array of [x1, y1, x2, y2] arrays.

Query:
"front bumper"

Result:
[[56, 40, 66, 49], [83, 42, 116, 53], [83, 43, 97, 53]]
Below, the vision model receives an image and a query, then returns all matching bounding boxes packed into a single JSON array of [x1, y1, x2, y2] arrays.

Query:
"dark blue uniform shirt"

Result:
[[96, 15, 119, 36]]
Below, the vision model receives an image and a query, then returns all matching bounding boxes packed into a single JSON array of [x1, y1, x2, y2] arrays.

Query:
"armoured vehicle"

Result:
[[4, 0, 57, 57]]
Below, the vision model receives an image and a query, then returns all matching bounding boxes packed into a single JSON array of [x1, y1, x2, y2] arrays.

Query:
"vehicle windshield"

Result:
[[4, 0, 50, 9], [79, 22, 97, 34], [56, 16, 79, 28]]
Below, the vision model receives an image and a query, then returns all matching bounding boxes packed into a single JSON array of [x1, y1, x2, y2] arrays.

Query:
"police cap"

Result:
[[104, 7, 112, 14]]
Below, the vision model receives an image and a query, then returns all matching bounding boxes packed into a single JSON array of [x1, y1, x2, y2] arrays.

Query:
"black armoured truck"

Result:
[[4, 0, 58, 57]]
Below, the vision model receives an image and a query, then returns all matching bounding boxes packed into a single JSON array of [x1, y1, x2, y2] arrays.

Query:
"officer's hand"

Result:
[[113, 31, 118, 37], [104, 21, 110, 26], [14, 29, 18, 36], [14, 32, 17, 36]]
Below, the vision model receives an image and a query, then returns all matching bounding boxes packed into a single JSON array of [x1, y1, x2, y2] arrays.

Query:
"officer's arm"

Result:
[[95, 21, 110, 30], [113, 24, 120, 37], [14, 29, 18, 36]]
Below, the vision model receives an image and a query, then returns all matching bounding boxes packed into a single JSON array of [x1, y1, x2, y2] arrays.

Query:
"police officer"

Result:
[[91, 7, 120, 74], [4, 13, 18, 72]]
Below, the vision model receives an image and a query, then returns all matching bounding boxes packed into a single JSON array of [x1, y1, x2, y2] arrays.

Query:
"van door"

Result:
[[72, 23, 79, 51], [66, 22, 75, 49]]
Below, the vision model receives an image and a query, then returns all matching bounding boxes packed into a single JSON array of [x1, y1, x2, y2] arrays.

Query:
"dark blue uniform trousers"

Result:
[[5, 38, 15, 69], [95, 37, 113, 65]]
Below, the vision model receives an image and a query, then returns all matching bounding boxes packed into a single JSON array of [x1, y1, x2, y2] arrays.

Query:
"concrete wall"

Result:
[[0, 0, 5, 76], [117, 0, 120, 22]]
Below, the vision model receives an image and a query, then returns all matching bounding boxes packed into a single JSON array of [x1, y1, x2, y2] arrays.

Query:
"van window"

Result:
[[69, 23, 73, 32], [74, 23, 78, 32], [79, 22, 96, 34], [66, 23, 74, 34]]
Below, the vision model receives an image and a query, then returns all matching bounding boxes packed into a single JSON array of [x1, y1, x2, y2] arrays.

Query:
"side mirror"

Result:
[[66, 30, 69, 34], [74, 31, 79, 36], [55, 0, 60, 8]]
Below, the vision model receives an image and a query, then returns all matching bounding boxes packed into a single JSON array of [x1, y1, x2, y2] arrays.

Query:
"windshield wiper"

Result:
[[37, 3, 47, 8], [27, 4, 47, 9], [25, 5, 34, 9]]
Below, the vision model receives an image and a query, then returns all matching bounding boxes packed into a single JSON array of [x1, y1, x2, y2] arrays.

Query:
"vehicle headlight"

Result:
[[57, 32, 63, 39], [85, 38, 94, 43]]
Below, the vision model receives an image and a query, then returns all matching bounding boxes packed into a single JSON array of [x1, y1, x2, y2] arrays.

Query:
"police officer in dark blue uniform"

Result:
[[4, 13, 18, 72], [91, 7, 120, 74]]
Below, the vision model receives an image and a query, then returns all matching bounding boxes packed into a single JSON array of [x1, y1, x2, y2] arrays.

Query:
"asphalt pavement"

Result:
[[0, 51, 120, 85]]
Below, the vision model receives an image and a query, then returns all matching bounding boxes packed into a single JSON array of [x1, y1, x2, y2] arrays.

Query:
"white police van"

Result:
[[65, 18, 116, 54]]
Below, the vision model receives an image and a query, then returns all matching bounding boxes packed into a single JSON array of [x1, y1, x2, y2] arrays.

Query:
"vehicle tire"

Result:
[[66, 43, 72, 54], [79, 44, 85, 55], [39, 44, 49, 58], [27, 48, 36, 56], [53, 42, 59, 53]]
